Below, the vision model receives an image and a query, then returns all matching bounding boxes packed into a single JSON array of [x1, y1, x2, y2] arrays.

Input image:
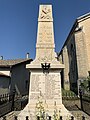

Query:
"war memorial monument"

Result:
[[18, 5, 74, 120]]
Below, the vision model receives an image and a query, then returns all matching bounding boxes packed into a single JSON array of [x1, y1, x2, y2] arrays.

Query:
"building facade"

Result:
[[0, 58, 32, 95], [59, 13, 90, 94]]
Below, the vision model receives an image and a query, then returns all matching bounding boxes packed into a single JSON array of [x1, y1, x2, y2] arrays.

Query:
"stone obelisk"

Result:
[[18, 5, 74, 120]]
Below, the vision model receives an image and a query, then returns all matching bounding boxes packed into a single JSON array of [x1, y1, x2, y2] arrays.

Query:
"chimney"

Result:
[[0, 56, 3, 60], [26, 53, 29, 59]]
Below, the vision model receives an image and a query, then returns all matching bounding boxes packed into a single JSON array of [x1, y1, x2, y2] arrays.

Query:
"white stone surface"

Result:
[[18, 5, 74, 120]]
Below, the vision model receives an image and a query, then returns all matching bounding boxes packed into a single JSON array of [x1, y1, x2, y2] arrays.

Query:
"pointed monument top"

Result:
[[38, 5, 53, 21]]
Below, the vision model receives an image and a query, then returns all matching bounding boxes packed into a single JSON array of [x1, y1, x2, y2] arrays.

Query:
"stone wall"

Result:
[[60, 15, 90, 93], [61, 33, 78, 92], [78, 18, 90, 71], [75, 30, 88, 85], [62, 46, 70, 90]]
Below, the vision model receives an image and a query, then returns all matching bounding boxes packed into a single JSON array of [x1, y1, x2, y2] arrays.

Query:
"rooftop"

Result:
[[59, 12, 90, 55], [77, 12, 90, 21], [0, 58, 32, 67]]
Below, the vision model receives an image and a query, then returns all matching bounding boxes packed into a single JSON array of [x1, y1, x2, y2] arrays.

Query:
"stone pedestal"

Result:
[[18, 5, 75, 120], [18, 68, 72, 120]]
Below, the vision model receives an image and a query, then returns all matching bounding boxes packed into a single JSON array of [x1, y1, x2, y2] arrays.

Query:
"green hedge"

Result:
[[62, 89, 78, 100]]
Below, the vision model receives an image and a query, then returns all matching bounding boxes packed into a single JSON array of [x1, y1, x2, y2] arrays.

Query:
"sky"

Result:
[[0, 0, 90, 60]]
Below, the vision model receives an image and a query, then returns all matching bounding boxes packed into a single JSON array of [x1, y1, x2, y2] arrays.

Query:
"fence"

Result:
[[0, 94, 10, 105], [82, 94, 90, 116], [2, 115, 86, 120], [62, 90, 78, 100], [0, 91, 90, 118], [62, 89, 90, 115], [0, 92, 28, 117]]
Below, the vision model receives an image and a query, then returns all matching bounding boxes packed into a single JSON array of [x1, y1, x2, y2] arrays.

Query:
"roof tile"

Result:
[[0, 58, 32, 67]]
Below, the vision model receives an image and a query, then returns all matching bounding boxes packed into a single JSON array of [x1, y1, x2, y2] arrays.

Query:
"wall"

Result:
[[78, 18, 90, 71], [61, 46, 70, 90], [60, 16, 90, 93], [67, 34, 78, 93], [75, 30, 88, 81], [61, 34, 78, 92], [0, 68, 10, 76], [74, 18, 90, 92], [0, 76, 10, 95], [11, 63, 30, 95]]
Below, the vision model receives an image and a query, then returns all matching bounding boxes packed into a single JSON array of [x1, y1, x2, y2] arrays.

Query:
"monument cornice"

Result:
[[38, 19, 53, 22], [26, 63, 65, 69], [36, 43, 55, 48]]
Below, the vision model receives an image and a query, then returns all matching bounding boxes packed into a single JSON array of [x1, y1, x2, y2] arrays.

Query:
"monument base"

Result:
[[18, 68, 76, 119], [18, 103, 74, 120]]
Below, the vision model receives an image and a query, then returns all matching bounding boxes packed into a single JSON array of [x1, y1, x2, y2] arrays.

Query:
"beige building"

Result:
[[59, 13, 90, 94], [0, 57, 32, 95]]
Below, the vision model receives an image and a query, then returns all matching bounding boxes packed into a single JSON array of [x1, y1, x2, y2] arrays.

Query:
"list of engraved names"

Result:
[[30, 74, 61, 100]]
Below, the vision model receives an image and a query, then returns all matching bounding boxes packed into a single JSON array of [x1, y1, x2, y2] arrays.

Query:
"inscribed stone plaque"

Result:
[[30, 73, 61, 101]]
